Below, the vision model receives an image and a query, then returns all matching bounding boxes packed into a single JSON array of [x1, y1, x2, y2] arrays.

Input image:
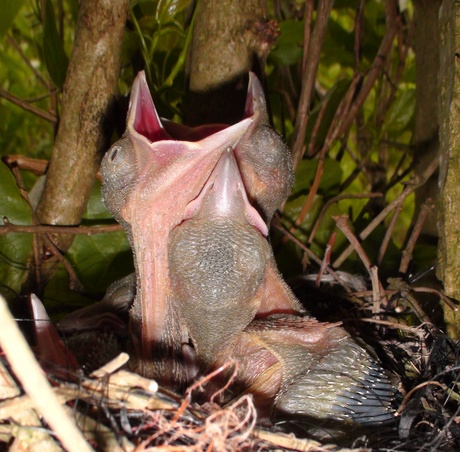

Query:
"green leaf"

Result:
[[0, 162, 33, 300], [44, 230, 133, 307], [66, 231, 132, 293], [42, 0, 69, 88], [0, 0, 27, 39], [269, 20, 304, 66]]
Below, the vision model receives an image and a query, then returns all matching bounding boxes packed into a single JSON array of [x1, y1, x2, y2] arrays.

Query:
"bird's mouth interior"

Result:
[[131, 74, 171, 143], [131, 72, 257, 145]]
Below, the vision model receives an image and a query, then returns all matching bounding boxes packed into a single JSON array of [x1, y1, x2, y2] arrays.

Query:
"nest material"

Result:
[[1, 286, 460, 451]]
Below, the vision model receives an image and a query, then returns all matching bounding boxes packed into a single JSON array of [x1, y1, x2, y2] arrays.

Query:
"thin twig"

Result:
[[333, 215, 388, 310], [3, 155, 49, 175], [7, 167, 86, 292], [306, 94, 329, 157], [7, 35, 49, 88], [412, 287, 458, 311], [0, 87, 57, 123], [377, 204, 402, 266], [273, 220, 358, 297], [291, 75, 362, 233], [399, 199, 434, 274], [396, 380, 446, 415], [0, 220, 122, 236], [359, 317, 428, 336], [354, 0, 365, 72], [291, 0, 334, 169], [335, 0, 399, 137]]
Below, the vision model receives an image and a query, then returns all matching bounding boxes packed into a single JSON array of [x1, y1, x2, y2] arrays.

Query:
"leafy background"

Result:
[[0, 0, 422, 316]]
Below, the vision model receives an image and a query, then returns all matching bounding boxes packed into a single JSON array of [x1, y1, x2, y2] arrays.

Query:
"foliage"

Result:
[[0, 1, 421, 311]]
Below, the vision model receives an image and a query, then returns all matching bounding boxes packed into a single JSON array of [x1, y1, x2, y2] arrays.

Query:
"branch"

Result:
[[0, 87, 57, 123], [290, 0, 334, 170], [27, 0, 130, 291], [335, 0, 399, 137], [0, 219, 122, 236]]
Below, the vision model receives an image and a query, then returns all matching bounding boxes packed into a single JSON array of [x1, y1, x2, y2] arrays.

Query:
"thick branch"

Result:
[[186, 0, 275, 125], [36, 0, 129, 235]]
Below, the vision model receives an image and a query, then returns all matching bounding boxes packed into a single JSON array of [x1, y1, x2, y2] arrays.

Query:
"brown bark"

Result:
[[185, 0, 275, 125], [438, 0, 460, 338], [27, 0, 129, 291]]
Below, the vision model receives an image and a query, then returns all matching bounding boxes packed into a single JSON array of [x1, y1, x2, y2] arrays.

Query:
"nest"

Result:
[[1, 267, 460, 452]]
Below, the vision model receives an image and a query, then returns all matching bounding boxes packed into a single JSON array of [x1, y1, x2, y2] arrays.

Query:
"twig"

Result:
[[335, 0, 399, 137], [7, 167, 86, 292], [253, 427, 331, 451], [274, 221, 360, 299], [0, 295, 93, 452], [359, 317, 427, 336], [333, 215, 372, 271], [301, 1, 314, 76], [291, 75, 362, 234], [291, 0, 334, 169], [387, 278, 431, 324], [399, 199, 434, 274], [0, 87, 57, 123], [6, 35, 49, 88], [0, 219, 123, 236], [90, 353, 131, 379], [412, 287, 458, 311], [315, 234, 335, 288], [354, 0, 365, 72], [71, 406, 134, 451], [377, 204, 402, 266], [306, 94, 329, 157], [272, 220, 322, 267], [396, 380, 446, 415], [333, 215, 388, 310], [3, 155, 49, 175]]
